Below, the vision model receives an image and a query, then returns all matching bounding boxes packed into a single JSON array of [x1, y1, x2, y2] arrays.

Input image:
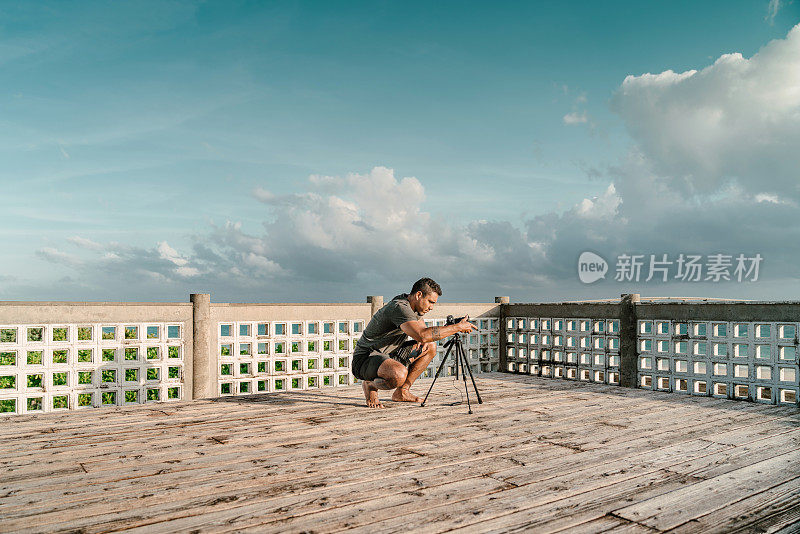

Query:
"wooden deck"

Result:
[[2, 374, 800, 533]]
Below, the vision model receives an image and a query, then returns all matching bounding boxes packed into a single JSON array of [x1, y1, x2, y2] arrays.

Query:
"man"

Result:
[[352, 277, 476, 408]]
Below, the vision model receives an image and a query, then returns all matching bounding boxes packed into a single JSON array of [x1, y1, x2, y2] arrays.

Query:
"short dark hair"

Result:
[[410, 277, 442, 297]]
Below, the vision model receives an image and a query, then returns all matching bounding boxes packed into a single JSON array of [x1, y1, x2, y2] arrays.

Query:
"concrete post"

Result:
[[367, 296, 384, 317], [619, 293, 641, 388], [190, 293, 215, 399], [496, 297, 509, 373]]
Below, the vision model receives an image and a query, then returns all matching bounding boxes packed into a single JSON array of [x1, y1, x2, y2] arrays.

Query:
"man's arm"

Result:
[[400, 316, 476, 343]]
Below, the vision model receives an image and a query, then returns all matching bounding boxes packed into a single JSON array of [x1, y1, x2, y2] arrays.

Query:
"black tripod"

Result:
[[420, 321, 483, 414]]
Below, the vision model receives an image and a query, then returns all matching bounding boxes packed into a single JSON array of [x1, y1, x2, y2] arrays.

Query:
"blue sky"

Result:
[[1, 1, 799, 302]]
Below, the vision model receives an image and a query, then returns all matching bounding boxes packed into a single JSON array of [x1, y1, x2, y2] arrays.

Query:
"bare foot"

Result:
[[363, 381, 383, 408], [392, 386, 422, 403]]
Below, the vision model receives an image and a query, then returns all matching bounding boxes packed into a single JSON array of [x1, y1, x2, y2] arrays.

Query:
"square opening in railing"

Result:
[[0, 328, 16, 343], [147, 326, 160, 340]]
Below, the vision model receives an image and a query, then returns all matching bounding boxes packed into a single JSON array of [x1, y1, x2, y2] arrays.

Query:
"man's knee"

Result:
[[377, 359, 408, 388]]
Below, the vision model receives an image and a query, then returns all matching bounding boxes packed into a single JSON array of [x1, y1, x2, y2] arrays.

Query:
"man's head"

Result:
[[408, 277, 442, 315]]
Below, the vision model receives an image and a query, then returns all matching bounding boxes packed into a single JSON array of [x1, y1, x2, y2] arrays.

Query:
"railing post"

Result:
[[619, 293, 640, 388], [190, 293, 216, 399], [496, 296, 510, 373], [367, 296, 384, 317]]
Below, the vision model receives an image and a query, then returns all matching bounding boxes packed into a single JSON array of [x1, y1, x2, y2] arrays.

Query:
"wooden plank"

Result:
[[663, 475, 800, 533], [613, 449, 800, 530]]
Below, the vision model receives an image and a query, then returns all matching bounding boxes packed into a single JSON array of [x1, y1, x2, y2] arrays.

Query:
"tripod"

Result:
[[420, 331, 483, 414]]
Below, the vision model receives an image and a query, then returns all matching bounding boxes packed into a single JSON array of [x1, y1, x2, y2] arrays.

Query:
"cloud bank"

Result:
[[16, 24, 800, 302]]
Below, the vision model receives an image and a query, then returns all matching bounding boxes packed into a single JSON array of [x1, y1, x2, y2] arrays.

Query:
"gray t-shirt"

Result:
[[353, 294, 421, 361]]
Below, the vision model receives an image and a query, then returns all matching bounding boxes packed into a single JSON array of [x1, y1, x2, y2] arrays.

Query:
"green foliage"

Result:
[[27, 374, 42, 388], [52, 328, 68, 341], [102, 326, 115, 340], [125, 369, 138, 382], [146, 368, 159, 381], [124, 326, 138, 340], [257, 361, 266, 373], [147, 326, 159, 339], [102, 349, 116, 361], [239, 363, 249, 375], [125, 390, 138, 403], [27, 397, 43, 411], [0, 328, 17, 343], [124, 348, 138, 361], [102, 392, 116, 405], [274, 379, 284, 390], [167, 387, 179, 399], [101, 369, 116, 383], [146, 388, 160, 401], [239, 382, 249, 393], [28, 351, 43, 365], [78, 393, 93, 407], [53, 396, 68, 409], [220, 344, 231, 356], [147, 347, 159, 360], [168, 366, 180, 379], [274, 361, 284, 372], [0, 399, 16, 412], [168, 346, 180, 359], [291, 359, 301, 371], [53, 372, 68, 386], [78, 371, 93, 385], [78, 349, 92, 363], [27, 328, 43, 342], [0, 352, 16, 365], [52, 350, 68, 364], [78, 327, 92, 341], [220, 383, 231, 394], [220, 364, 232, 376], [257, 380, 266, 391], [0, 375, 15, 388]]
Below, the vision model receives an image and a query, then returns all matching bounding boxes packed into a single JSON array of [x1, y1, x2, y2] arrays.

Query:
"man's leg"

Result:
[[392, 342, 436, 403], [362, 356, 408, 408]]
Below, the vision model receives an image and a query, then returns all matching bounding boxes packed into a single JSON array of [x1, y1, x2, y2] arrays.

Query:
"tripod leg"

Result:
[[421, 341, 453, 407], [458, 343, 473, 414], [454, 342, 459, 380], [463, 344, 483, 404]]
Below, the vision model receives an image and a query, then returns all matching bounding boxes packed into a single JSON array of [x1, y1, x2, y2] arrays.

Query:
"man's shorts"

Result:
[[354, 340, 423, 381]]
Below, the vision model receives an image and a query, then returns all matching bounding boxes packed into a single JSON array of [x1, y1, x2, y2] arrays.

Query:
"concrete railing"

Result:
[[4, 292, 796, 414], [0, 295, 502, 415], [501, 294, 800, 406]]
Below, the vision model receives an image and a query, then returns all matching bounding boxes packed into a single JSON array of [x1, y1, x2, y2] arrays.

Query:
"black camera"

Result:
[[445, 315, 467, 326]]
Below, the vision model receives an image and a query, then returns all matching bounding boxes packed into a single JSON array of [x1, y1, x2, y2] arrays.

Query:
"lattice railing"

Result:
[[0, 323, 185, 414], [216, 320, 364, 394], [423, 317, 500, 377], [637, 320, 799, 404], [504, 317, 621, 385]]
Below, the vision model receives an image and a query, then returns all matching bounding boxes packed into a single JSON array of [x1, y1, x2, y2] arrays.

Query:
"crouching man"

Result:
[[352, 277, 476, 408]]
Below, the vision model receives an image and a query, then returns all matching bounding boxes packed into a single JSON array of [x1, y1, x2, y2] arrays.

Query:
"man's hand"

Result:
[[457, 315, 478, 333]]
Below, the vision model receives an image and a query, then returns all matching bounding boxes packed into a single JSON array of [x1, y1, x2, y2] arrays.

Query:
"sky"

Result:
[[1, 0, 799, 303]]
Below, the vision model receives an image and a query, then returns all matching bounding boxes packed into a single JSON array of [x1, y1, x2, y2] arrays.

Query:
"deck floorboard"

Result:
[[1, 373, 799, 533]]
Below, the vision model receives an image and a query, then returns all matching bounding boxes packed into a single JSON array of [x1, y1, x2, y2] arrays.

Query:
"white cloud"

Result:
[[67, 236, 103, 250], [612, 24, 800, 197], [766, 0, 782, 24], [563, 111, 588, 124], [36, 247, 83, 267]]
